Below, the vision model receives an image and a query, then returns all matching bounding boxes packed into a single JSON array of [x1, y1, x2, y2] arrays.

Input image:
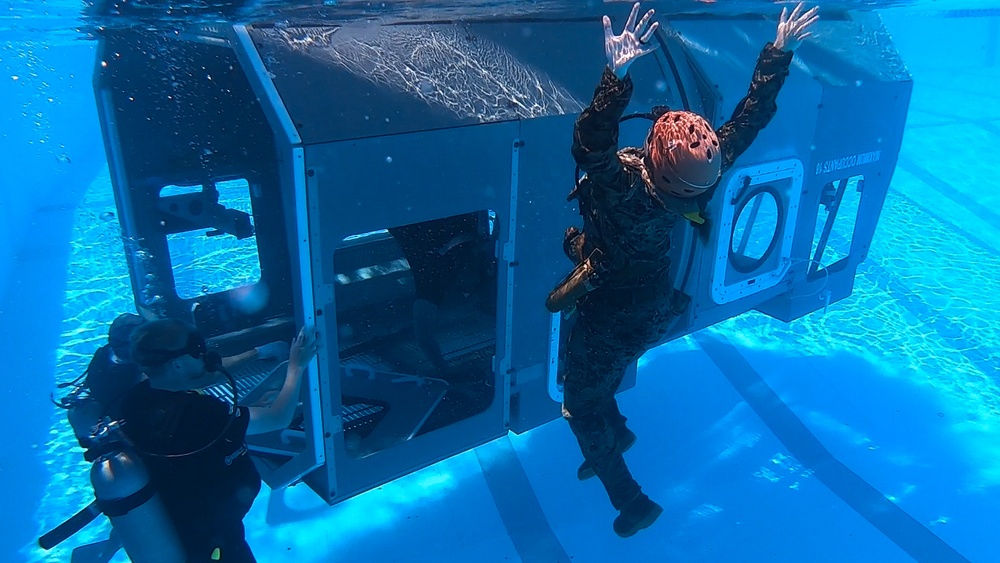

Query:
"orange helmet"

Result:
[[644, 111, 721, 198]]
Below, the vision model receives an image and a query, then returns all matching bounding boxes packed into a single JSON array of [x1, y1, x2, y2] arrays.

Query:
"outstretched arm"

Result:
[[571, 69, 633, 187], [247, 327, 318, 435], [571, 2, 659, 187], [701, 3, 817, 207], [714, 44, 794, 173], [717, 2, 818, 172]]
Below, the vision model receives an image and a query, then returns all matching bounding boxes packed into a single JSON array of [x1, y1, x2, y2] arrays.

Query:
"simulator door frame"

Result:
[[303, 123, 516, 503]]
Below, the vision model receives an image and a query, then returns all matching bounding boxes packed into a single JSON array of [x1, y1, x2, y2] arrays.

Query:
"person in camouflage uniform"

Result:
[[549, 2, 819, 537]]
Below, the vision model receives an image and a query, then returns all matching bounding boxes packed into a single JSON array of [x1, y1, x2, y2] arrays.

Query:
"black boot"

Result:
[[613, 493, 663, 538], [577, 427, 637, 481]]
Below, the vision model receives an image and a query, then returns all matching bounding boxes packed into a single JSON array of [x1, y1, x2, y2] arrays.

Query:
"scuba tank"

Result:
[[89, 427, 186, 563], [38, 415, 187, 562]]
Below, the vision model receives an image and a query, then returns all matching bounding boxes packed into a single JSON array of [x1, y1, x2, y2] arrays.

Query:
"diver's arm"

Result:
[[691, 43, 792, 214], [571, 69, 633, 186], [572, 3, 659, 187], [222, 349, 258, 371], [714, 3, 818, 175], [245, 363, 303, 435], [699, 5, 817, 209], [246, 328, 317, 435], [193, 347, 271, 388], [713, 43, 793, 175], [222, 341, 289, 371]]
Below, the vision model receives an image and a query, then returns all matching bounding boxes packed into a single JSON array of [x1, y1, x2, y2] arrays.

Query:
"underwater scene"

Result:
[[2, 1, 1000, 561]]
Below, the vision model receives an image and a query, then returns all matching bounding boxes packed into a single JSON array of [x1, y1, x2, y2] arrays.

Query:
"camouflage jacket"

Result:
[[568, 43, 794, 289]]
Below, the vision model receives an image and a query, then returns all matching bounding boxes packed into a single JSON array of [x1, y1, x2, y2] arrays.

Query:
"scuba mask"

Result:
[[143, 332, 223, 372]]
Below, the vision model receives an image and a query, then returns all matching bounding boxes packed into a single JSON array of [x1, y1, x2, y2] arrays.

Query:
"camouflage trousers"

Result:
[[561, 284, 675, 510]]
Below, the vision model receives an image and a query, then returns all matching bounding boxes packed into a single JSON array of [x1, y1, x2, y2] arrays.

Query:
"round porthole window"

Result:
[[729, 185, 784, 274]]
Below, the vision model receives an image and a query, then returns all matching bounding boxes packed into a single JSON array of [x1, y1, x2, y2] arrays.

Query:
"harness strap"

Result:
[[97, 481, 157, 518]]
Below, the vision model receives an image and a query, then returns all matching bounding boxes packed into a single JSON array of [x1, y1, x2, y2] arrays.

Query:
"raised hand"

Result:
[[604, 2, 660, 79], [289, 326, 319, 370], [774, 2, 819, 52]]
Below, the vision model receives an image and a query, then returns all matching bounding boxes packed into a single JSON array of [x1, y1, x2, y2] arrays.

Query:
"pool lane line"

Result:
[[857, 257, 1000, 384], [896, 156, 1000, 237], [693, 331, 972, 563], [881, 164, 1000, 381], [475, 436, 573, 563]]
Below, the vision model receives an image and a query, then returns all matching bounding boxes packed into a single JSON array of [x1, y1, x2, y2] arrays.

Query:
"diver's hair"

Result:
[[129, 318, 195, 372], [108, 313, 145, 360]]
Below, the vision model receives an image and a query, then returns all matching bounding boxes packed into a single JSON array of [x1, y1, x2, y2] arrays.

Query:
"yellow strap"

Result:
[[682, 211, 705, 225]]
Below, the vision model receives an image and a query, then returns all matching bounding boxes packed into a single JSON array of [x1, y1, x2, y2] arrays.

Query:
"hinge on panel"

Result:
[[502, 242, 515, 263], [314, 284, 335, 307]]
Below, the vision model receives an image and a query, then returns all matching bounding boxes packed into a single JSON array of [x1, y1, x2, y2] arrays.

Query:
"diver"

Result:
[[119, 319, 318, 562], [549, 2, 818, 537], [65, 313, 147, 447], [61, 312, 291, 449]]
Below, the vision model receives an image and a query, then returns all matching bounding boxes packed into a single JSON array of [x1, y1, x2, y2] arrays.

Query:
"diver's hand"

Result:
[[288, 326, 319, 371], [604, 2, 660, 79], [774, 2, 819, 52]]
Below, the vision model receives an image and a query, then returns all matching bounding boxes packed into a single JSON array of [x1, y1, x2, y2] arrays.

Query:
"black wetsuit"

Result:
[[120, 380, 262, 562], [67, 346, 144, 449], [85, 345, 143, 419], [561, 43, 793, 511]]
